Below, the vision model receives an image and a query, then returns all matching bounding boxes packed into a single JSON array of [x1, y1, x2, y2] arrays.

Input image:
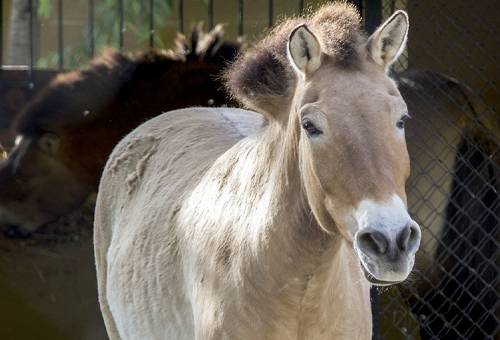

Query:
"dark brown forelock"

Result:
[[224, 2, 364, 115]]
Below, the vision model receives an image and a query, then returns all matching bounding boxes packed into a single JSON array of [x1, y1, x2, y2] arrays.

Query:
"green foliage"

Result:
[[37, 0, 173, 69], [38, 0, 52, 19]]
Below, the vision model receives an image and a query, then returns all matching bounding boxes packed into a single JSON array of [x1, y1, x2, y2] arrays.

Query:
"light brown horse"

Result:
[[95, 4, 420, 339], [0, 26, 238, 235]]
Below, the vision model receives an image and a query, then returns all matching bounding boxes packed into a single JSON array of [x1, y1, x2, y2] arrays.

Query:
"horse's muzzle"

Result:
[[355, 221, 421, 285]]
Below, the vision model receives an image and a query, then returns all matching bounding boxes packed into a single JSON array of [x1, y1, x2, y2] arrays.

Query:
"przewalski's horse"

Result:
[[0, 26, 238, 235], [95, 4, 420, 339]]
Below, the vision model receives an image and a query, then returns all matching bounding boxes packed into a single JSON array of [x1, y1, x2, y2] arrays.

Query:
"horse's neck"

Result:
[[182, 115, 371, 337], [298, 237, 372, 339], [184, 119, 320, 261], [234, 122, 314, 247]]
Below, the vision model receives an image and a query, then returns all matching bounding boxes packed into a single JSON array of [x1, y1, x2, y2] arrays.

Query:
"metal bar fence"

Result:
[[0, 0, 382, 70], [149, 0, 154, 49], [178, 0, 184, 33], [238, 0, 244, 36], [118, 0, 124, 49], [364, 0, 382, 33], [57, 0, 63, 69], [88, 0, 95, 57], [208, 0, 214, 30], [268, 0, 274, 27], [28, 0, 34, 77], [0, 0, 365, 69], [0, 0, 3, 66], [298, 0, 304, 12], [352, 0, 363, 18]]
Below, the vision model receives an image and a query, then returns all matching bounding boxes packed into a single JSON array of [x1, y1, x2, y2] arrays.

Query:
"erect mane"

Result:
[[224, 2, 364, 115], [14, 25, 239, 136], [175, 23, 240, 65]]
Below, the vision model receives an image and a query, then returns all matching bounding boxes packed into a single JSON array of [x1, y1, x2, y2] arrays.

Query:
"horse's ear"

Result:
[[366, 10, 408, 71], [287, 24, 322, 76]]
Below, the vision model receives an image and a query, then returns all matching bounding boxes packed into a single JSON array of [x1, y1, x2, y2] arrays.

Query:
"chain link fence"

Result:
[[378, 1, 499, 339], [0, 1, 498, 339]]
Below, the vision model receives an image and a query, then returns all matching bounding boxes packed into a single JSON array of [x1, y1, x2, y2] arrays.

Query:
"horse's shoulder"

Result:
[[148, 107, 265, 139], [106, 107, 257, 161], [98, 107, 265, 218]]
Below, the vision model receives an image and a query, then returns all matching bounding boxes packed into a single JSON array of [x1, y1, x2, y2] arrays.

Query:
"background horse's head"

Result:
[[0, 26, 238, 235], [226, 4, 420, 285]]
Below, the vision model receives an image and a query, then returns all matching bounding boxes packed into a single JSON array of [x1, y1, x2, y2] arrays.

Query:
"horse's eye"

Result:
[[302, 118, 322, 136], [396, 114, 411, 129], [38, 132, 61, 155]]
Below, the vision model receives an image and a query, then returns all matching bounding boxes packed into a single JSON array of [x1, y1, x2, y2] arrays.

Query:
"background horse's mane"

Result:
[[224, 2, 364, 115], [14, 25, 238, 136]]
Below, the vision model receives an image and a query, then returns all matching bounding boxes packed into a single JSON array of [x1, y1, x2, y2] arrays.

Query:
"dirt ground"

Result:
[[0, 195, 108, 340]]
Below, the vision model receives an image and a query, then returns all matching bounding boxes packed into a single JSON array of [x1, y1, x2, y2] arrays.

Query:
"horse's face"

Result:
[[0, 133, 90, 234], [288, 12, 420, 285]]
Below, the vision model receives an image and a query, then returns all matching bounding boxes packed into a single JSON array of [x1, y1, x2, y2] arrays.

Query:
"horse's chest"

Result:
[[295, 258, 373, 340], [297, 305, 372, 340], [214, 285, 371, 340]]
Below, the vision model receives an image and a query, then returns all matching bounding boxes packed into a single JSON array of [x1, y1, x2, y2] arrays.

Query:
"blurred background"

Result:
[[0, 0, 498, 339]]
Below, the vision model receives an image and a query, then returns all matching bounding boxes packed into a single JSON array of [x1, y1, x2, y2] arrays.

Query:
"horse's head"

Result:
[[226, 4, 420, 285], [0, 132, 89, 234], [285, 10, 420, 285], [0, 26, 239, 235]]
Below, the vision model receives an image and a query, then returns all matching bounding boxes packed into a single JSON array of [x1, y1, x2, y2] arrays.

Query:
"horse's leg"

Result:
[[94, 198, 122, 340]]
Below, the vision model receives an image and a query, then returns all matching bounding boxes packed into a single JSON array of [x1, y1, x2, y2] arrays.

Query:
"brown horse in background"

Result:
[[0, 26, 238, 340], [0, 25, 238, 236]]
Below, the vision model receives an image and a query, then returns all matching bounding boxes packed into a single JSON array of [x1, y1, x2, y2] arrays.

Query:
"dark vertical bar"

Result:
[[268, 0, 273, 27], [207, 0, 214, 30], [149, 0, 154, 49], [365, 0, 382, 34], [118, 0, 124, 49], [178, 0, 184, 33], [57, 0, 64, 69], [0, 0, 3, 67], [237, 0, 243, 36], [371, 288, 381, 340], [88, 0, 95, 57], [351, 0, 363, 16], [391, 0, 395, 13], [28, 0, 34, 75], [298, 0, 304, 13]]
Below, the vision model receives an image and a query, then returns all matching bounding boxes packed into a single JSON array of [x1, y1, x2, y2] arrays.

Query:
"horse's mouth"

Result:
[[361, 264, 403, 287]]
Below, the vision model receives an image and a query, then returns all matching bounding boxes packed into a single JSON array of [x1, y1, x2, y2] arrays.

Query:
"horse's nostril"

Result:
[[358, 230, 389, 256], [397, 225, 411, 252], [397, 223, 420, 252]]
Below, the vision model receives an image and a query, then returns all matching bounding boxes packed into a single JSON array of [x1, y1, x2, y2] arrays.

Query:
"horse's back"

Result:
[[94, 107, 263, 339]]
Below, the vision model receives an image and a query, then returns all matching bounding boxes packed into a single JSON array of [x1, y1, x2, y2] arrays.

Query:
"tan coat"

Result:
[[95, 3, 417, 339], [94, 107, 371, 340]]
